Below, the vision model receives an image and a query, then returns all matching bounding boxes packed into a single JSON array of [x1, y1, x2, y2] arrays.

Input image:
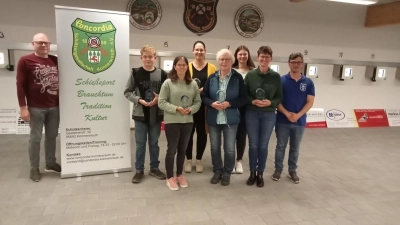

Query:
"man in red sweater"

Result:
[[16, 33, 61, 182]]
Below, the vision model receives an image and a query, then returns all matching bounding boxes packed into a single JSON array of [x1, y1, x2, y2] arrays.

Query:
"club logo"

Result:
[[127, 0, 162, 30], [326, 109, 345, 121], [71, 18, 116, 74], [183, 0, 219, 36], [234, 4, 264, 38], [300, 83, 307, 91]]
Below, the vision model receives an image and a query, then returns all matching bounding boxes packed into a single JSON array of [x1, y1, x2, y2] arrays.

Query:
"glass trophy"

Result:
[[216, 90, 226, 104], [145, 89, 154, 102], [255, 88, 265, 100], [181, 95, 189, 109], [194, 78, 201, 88]]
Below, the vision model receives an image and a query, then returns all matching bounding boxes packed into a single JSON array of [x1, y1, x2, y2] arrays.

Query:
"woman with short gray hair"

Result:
[[201, 49, 247, 186]]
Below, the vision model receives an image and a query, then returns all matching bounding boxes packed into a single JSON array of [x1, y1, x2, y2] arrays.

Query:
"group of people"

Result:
[[124, 41, 315, 191], [16, 33, 315, 189]]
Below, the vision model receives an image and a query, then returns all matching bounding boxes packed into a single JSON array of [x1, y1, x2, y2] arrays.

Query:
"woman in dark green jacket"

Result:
[[244, 46, 282, 188]]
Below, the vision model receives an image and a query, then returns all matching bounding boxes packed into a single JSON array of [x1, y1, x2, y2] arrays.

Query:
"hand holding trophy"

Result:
[[254, 88, 270, 107], [177, 95, 190, 115]]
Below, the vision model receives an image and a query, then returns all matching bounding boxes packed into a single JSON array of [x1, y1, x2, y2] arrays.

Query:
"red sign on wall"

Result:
[[354, 109, 389, 127], [306, 121, 327, 128]]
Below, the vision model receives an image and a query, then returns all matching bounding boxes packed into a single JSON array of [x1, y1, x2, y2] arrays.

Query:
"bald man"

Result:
[[16, 33, 61, 182]]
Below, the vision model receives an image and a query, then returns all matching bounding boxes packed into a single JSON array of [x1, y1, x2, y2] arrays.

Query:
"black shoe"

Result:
[[288, 171, 300, 184], [256, 172, 264, 187], [271, 169, 282, 181], [149, 168, 166, 180], [132, 171, 144, 183], [30, 168, 41, 182], [45, 163, 62, 173], [211, 172, 222, 184], [247, 171, 256, 186], [221, 176, 230, 186]]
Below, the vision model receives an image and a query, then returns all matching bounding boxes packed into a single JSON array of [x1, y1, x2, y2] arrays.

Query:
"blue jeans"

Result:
[[274, 122, 305, 171], [28, 107, 60, 168], [209, 124, 238, 177], [245, 109, 276, 172], [134, 120, 161, 171]]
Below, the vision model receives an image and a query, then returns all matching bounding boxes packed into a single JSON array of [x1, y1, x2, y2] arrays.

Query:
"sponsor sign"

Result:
[[354, 109, 389, 127], [386, 109, 400, 127], [0, 108, 17, 134], [306, 108, 326, 128], [325, 109, 358, 128]]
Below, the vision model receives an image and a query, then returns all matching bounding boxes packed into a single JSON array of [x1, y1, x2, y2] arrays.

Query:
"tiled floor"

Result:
[[1, 127, 400, 225]]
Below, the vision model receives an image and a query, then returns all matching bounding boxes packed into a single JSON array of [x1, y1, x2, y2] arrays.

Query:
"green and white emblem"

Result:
[[71, 18, 116, 74]]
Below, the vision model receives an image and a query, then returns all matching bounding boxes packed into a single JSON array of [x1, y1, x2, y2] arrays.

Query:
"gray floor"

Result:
[[1, 127, 400, 225]]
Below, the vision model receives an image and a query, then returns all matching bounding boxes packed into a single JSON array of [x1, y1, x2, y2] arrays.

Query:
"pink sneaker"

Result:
[[166, 177, 179, 191], [176, 175, 188, 188]]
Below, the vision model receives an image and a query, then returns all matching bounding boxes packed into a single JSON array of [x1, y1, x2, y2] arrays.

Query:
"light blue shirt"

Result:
[[216, 70, 232, 125]]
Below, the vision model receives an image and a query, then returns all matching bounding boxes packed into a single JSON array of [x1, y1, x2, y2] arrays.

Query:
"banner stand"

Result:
[[55, 6, 132, 178]]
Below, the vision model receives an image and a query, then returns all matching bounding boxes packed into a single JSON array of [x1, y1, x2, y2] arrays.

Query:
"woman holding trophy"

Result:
[[158, 56, 202, 191], [201, 49, 247, 186], [185, 41, 217, 173], [244, 46, 282, 188]]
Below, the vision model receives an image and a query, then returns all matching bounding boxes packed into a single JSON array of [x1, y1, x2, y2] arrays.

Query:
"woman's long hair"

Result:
[[168, 56, 192, 85], [232, 45, 255, 69]]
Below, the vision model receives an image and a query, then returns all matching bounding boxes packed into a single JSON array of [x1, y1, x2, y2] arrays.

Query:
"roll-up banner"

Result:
[[55, 6, 131, 178]]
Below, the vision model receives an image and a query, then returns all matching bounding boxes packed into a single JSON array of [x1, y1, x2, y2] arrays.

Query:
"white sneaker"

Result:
[[195, 160, 203, 173], [232, 167, 236, 174], [235, 161, 243, 174], [184, 160, 192, 173]]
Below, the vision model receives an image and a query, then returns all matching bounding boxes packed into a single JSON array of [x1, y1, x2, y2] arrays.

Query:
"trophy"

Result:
[[181, 95, 189, 109], [216, 90, 226, 104], [255, 88, 265, 100], [194, 78, 201, 89], [145, 89, 154, 103]]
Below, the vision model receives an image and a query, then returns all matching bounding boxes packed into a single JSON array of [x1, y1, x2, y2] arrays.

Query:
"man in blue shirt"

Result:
[[272, 53, 315, 184]]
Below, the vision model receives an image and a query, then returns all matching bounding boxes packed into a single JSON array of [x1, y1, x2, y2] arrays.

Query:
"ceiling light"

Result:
[[326, 0, 378, 5]]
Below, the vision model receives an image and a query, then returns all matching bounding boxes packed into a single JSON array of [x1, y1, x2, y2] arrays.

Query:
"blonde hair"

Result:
[[140, 44, 156, 56]]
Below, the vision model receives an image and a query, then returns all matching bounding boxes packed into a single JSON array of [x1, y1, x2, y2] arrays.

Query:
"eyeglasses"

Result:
[[258, 55, 271, 60], [33, 41, 50, 46], [176, 64, 188, 67], [219, 58, 232, 62], [289, 61, 303, 65]]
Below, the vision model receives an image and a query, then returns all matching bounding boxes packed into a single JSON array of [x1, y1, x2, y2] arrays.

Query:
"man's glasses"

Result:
[[33, 41, 50, 46], [289, 61, 303, 65]]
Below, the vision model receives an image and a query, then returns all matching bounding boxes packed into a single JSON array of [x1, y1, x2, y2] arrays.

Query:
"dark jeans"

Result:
[[236, 113, 247, 161], [274, 122, 305, 171], [134, 120, 161, 171], [209, 124, 238, 177], [246, 109, 276, 172], [28, 107, 60, 169], [186, 104, 207, 160], [165, 123, 193, 179]]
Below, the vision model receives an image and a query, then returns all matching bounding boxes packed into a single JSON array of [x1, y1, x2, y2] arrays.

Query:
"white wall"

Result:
[[0, 0, 400, 61], [307, 65, 400, 109]]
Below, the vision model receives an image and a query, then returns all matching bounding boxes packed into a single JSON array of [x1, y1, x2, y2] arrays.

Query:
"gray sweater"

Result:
[[158, 79, 201, 124]]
